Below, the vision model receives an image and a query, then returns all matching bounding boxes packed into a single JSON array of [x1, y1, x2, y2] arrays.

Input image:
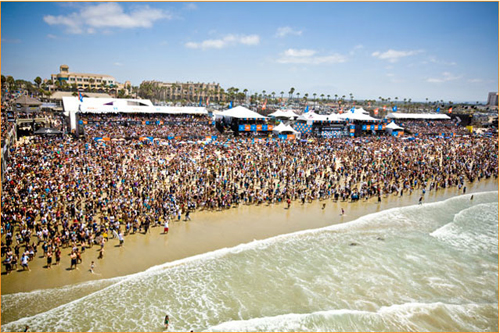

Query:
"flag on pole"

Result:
[[392, 105, 397, 112], [448, 107, 452, 114], [206, 96, 209, 106], [199, 97, 202, 107], [262, 99, 267, 110], [374, 108, 379, 115], [350, 107, 355, 113], [436, 107, 440, 113], [383, 105, 386, 111], [304, 105, 309, 113], [229, 101, 233, 109], [79, 92, 83, 102]]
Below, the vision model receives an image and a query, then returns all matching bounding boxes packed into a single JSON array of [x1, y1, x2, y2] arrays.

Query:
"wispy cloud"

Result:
[[184, 3, 198, 10], [277, 48, 347, 64], [372, 49, 422, 63], [349, 44, 364, 55], [43, 2, 171, 34], [185, 34, 260, 50], [275, 26, 302, 38], [1, 38, 21, 44], [47, 34, 58, 39], [468, 78, 483, 83], [426, 72, 462, 83], [114, 62, 124, 66], [421, 56, 457, 66]]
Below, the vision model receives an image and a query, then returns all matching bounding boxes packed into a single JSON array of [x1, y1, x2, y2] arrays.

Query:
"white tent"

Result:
[[386, 121, 404, 130], [284, 124, 299, 134], [215, 106, 267, 119], [387, 112, 451, 120], [272, 122, 288, 133], [338, 111, 379, 122], [297, 111, 344, 122], [268, 109, 298, 119], [152, 106, 208, 115]]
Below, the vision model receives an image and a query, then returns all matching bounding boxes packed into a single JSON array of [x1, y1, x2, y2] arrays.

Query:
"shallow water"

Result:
[[2, 191, 498, 332]]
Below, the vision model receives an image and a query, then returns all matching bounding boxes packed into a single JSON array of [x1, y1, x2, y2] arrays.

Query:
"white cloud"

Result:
[[1, 38, 21, 44], [114, 62, 124, 66], [277, 48, 347, 64], [185, 34, 260, 49], [426, 72, 462, 83], [185, 3, 198, 10], [275, 26, 302, 38], [428, 56, 457, 66], [349, 44, 364, 55], [468, 78, 483, 83], [284, 49, 316, 57], [372, 49, 422, 63], [47, 34, 58, 39], [43, 3, 171, 34]]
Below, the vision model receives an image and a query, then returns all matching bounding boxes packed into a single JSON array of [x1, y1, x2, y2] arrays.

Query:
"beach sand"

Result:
[[1, 178, 497, 295]]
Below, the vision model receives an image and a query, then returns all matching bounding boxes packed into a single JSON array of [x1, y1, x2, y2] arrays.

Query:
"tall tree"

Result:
[[34, 76, 42, 88]]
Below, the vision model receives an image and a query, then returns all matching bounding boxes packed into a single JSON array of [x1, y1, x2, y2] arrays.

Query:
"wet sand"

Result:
[[1, 178, 498, 295]]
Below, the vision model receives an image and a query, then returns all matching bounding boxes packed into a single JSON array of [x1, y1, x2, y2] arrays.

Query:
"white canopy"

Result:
[[273, 122, 299, 134], [386, 121, 404, 130], [284, 124, 299, 134], [272, 122, 288, 132], [63, 97, 208, 115], [268, 109, 298, 119], [63, 97, 154, 116], [216, 106, 267, 119], [152, 106, 208, 115], [338, 110, 379, 122], [297, 111, 344, 122], [387, 112, 451, 120]]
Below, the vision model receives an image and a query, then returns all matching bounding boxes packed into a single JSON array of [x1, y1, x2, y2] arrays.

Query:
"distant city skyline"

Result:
[[1, 1, 498, 103]]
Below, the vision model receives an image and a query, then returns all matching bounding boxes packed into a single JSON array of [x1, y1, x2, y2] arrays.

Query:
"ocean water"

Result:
[[2, 192, 498, 332]]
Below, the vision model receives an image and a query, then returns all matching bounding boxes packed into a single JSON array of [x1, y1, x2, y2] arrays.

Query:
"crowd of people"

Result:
[[81, 113, 221, 140], [395, 119, 470, 136], [1, 112, 498, 275]]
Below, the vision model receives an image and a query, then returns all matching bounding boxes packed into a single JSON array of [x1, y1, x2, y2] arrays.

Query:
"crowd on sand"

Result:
[[1, 112, 497, 275]]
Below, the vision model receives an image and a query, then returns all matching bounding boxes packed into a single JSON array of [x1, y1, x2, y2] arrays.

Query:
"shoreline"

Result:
[[1, 178, 498, 295]]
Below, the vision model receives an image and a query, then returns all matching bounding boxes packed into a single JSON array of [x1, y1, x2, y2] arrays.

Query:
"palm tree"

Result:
[[296, 92, 300, 103], [288, 87, 295, 101], [327, 94, 330, 103], [335, 94, 338, 103], [320, 94, 325, 102], [313, 93, 317, 101], [34, 76, 42, 89], [243, 89, 248, 103]]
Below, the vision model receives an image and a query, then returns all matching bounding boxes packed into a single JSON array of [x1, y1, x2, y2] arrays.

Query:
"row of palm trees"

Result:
[[2, 75, 477, 112]]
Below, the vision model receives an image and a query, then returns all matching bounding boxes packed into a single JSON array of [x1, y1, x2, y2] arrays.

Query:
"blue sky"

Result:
[[1, 1, 498, 103]]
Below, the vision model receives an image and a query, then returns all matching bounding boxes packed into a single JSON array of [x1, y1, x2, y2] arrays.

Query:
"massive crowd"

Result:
[[81, 113, 220, 139], [395, 119, 470, 136], [1, 112, 498, 275]]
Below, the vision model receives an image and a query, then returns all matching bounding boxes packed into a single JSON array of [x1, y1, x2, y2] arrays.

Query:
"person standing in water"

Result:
[[164, 314, 169, 329]]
